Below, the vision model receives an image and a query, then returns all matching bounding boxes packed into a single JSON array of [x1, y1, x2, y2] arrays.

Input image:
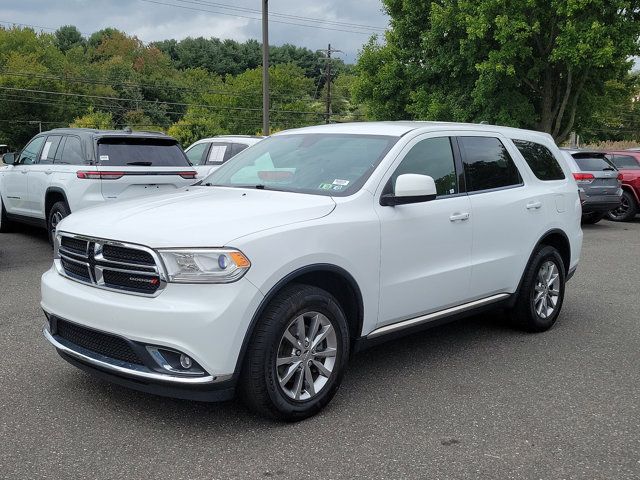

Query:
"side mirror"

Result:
[[380, 174, 437, 206], [2, 152, 16, 165]]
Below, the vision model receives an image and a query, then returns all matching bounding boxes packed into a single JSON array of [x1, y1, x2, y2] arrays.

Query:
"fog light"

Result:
[[179, 354, 192, 369]]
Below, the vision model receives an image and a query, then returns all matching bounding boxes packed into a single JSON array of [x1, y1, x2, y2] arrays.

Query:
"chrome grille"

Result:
[[55, 233, 166, 296]]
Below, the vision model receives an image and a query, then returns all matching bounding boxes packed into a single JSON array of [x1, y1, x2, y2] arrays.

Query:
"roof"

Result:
[[274, 121, 555, 140], [44, 127, 174, 140]]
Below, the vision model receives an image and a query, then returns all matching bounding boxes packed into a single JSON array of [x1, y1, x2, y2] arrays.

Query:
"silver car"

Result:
[[561, 149, 622, 224]]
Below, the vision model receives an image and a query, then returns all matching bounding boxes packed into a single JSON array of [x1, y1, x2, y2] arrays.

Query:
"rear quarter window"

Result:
[[97, 138, 190, 167], [512, 140, 565, 180]]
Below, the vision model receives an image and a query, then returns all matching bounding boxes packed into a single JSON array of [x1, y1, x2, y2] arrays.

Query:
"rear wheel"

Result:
[[239, 284, 350, 421], [0, 195, 13, 233], [510, 245, 566, 332], [47, 201, 70, 246], [607, 190, 638, 222]]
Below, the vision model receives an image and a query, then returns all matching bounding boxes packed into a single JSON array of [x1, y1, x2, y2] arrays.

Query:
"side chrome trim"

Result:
[[43, 325, 224, 385], [367, 293, 510, 339]]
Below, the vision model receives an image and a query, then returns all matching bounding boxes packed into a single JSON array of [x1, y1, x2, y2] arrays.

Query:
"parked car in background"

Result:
[[184, 135, 264, 178], [0, 128, 196, 244], [42, 122, 582, 420], [560, 149, 623, 224], [604, 151, 640, 221]]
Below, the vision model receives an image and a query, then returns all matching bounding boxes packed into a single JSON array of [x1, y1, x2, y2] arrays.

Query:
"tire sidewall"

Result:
[[525, 247, 566, 330], [262, 288, 350, 419], [48, 201, 69, 245]]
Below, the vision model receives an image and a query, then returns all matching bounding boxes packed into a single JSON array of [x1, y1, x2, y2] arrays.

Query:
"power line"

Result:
[[0, 69, 354, 103], [173, 0, 386, 31], [137, 0, 380, 35], [0, 86, 342, 116]]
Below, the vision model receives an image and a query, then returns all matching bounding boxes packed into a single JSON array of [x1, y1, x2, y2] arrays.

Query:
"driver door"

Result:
[[374, 134, 473, 328], [3, 136, 45, 215]]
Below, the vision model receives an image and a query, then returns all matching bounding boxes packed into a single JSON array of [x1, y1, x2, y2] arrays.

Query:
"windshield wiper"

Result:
[[126, 161, 153, 166]]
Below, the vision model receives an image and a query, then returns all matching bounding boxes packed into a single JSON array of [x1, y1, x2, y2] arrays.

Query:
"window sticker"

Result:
[[318, 183, 334, 190], [99, 155, 109, 161], [41, 141, 52, 160], [332, 179, 349, 186], [332, 185, 345, 191]]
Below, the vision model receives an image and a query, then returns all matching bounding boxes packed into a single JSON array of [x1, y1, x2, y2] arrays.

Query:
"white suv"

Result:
[[0, 128, 196, 244], [184, 135, 264, 179], [41, 122, 582, 420]]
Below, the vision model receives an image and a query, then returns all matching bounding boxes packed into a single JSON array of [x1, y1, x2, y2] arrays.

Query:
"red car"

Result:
[[605, 151, 640, 221]]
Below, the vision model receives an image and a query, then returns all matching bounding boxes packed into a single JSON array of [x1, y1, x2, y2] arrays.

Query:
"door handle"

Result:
[[449, 212, 470, 222], [526, 201, 542, 210], [45, 170, 53, 175], [21, 169, 28, 174]]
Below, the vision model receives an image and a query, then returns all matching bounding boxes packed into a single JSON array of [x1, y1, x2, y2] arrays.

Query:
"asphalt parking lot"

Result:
[[1, 220, 639, 480]]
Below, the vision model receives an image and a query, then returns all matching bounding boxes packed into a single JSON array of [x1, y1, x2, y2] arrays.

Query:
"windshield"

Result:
[[203, 133, 399, 196], [97, 137, 190, 167]]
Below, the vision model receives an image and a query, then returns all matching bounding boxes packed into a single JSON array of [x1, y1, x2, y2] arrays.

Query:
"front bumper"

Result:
[[41, 266, 264, 399]]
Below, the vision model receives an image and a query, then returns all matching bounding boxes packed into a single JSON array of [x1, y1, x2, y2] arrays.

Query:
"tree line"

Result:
[[0, 25, 360, 148]]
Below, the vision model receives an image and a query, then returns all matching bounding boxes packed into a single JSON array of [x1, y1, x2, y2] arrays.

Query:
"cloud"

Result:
[[0, 0, 388, 62]]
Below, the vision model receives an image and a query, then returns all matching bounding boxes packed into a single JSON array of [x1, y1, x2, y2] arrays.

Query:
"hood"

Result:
[[58, 186, 336, 247]]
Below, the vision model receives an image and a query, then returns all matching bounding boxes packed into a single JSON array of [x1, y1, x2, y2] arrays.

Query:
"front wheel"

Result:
[[239, 284, 350, 421], [607, 191, 638, 222], [47, 201, 70, 246], [510, 245, 566, 332]]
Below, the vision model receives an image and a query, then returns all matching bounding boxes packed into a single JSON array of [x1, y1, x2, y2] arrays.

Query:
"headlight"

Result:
[[157, 248, 251, 283]]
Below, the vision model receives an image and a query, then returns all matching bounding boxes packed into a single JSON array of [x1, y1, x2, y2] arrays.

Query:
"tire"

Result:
[[581, 213, 605, 224], [606, 190, 638, 222], [239, 284, 350, 421], [0, 195, 13, 233], [47, 201, 70, 246], [510, 245, 566, 333]]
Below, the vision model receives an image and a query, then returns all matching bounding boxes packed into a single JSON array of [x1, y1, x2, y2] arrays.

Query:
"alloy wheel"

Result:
[[533, 260, 560, 319], [276, 311, 337, 401]]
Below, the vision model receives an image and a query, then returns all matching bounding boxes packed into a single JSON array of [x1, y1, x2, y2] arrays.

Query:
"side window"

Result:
[[458, 136, 522, 192], [59, 136, 84, 165], [231, 143, 249, 157], [207, 143, 230, 165], [611, 155, 640, 170], [17, 136, 45, 165], [39, 135, 63, 164], [390, 137, 458, 196], [512, 139, 565, 180], [185, 142, 208, 166], [224, 143, 245, 162]]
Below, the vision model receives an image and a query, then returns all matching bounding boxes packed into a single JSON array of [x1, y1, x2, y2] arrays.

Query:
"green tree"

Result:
[[55, 25, 85, 53], [354, 0, 640, 142], [70, 108, 114, 129]]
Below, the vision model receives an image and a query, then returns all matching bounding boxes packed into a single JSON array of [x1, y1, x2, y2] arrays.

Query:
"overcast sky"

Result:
[[0, 0, 388, 62]]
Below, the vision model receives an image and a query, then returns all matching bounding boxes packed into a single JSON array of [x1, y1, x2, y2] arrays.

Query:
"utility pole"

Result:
[[261, 0, 269, 135], [319, 44, 342, 124]]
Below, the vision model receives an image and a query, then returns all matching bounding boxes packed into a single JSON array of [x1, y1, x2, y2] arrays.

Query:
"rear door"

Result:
[[28, 134, 62, 217], [96, 137, 196, 201], [457, 134, 542, 299]]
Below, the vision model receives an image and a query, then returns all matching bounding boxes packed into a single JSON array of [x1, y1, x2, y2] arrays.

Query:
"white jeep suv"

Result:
[[41, 122, 582, 420], [0, 128, 196, 244]]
